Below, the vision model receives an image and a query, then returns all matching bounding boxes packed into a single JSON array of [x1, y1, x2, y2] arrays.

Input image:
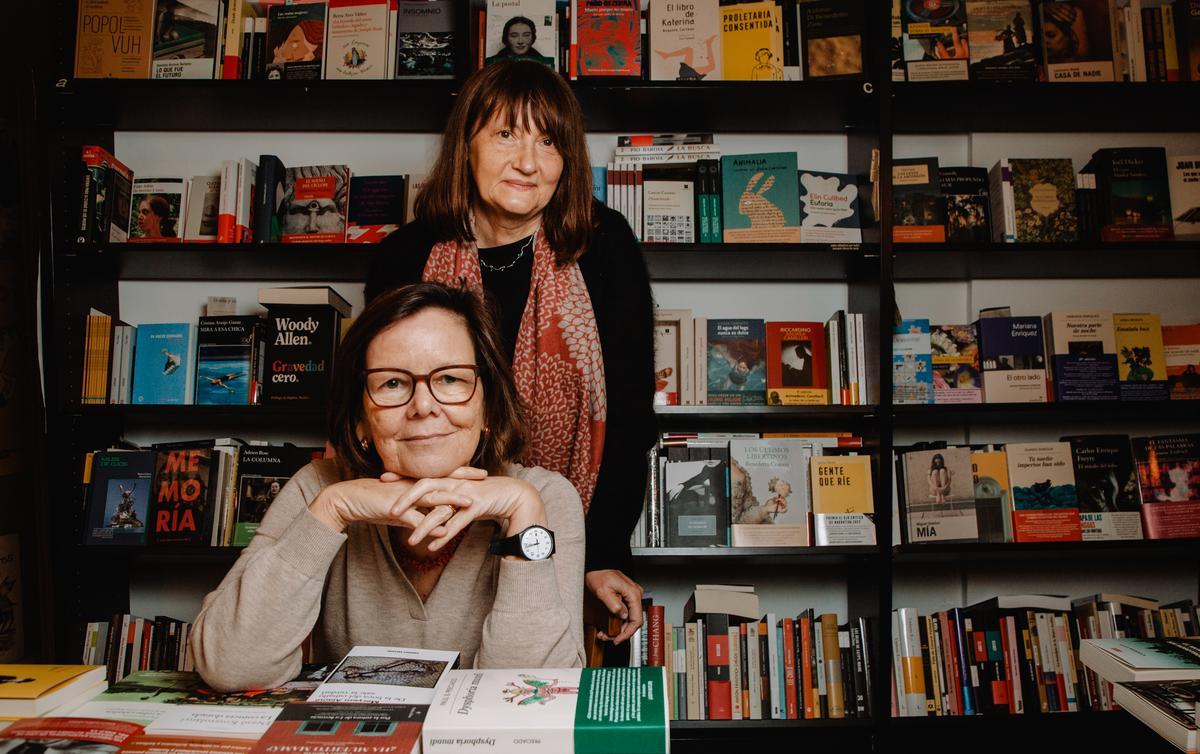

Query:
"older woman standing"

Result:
[[366, 60, 656, 647]]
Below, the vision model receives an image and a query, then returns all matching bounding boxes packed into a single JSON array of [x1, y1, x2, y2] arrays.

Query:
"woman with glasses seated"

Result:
[[190, 283, 586, 691]]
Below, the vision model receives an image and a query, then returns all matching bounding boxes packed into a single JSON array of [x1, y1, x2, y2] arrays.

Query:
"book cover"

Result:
[[1132, 434, 1200, 539], [423, 667, 668, 754], [484, 0, 558, 69], [0, 718, 142, 750], [721, 153, 801, 243], [649, 0, 721, 81], [1041, 0, 1117, 81], [151, 0, 223, 79], [966, 0, 1038, 80], [1005, 442, 1082, 543], [347, 175, 407, 243], [252, 155, 286, 244], [1009, 158, 1078, 242], [971, 448, 1012, 543], [395, 0, 455, 78], [1180, 0, 1200, 81], [308, 646, 460, 705], [131, 324, 198, 405], [720, 1, 784, 81], [266, 3, 327, 80], [664, 459, 729, 547], [902, 0, 970, 81], [642, 163, 696, 243], [978, 316, 1048, 403], [231, 446, 317, 546], [281, 165, 351, 243], [326, 0, 389, 79], [1093, 147, 1175, 241], [148, 445, 217, 546], [729, 439, 810, 547], [80, 148, 136, 244], [252, 703, 425, 754], [85, 450, 154, 546], [931, 324, 982, 404], [809, 455, 875, 546], [893, 319, 933, 405], [1114, 313, 1171, 401], [797, 170, 861, 243], [0, 535, 21, 661], [194, 316, 265, 406], [576, 0, 641, 77], [892, 157, 946, 242], [1063, 434, 1144, 541], [234, 158, 257, 244], [1043, 310, 1120, 402], [765, 321, 829, 405], [901, 447, 979, 544], [75, 0, 154, 78], [939, 167, 990, 243], [798, 1, 864, 79], [705, 319, 766, 405], [654, 308, 693, 406], [129, 179, 187, 242], [261, 304, 342, 404], [1168, 154, 1200, 239], [183, 176, 220, 242], [1163, 324, 1200, 399]]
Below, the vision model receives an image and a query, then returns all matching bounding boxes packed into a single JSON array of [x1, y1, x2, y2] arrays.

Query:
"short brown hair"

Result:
[[327, 283, 527, 477], [416, 60, 594, 266]]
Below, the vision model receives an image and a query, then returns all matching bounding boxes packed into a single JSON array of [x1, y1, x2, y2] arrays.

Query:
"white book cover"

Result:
[[798, 170, 862, 244], [129, 178, 188, 242], [218, 160, 240, 243], [184, 175, 221, 242], [649, 0, 722, 81], [309, 645, 460, 705], [485, 0, 558, 70], [643, 176, 695, 244], [1169, 154, 1200, 240], [151, 0, 224, 79], [326, 0, 390, 79], [729, 438, 810, 547], [234, 158, 257, 244]]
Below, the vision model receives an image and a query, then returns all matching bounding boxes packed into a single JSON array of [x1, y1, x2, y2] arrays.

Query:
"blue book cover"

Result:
[[132, 323, 197, 404], [195, 315, 264, 406], [978, 316, 1048, 403], [85, 450, 154, 546], [893, 319, 933, 404], [591, 166, 607, 203], [721, 152, 801, 243], [706, 318, 766, 405]]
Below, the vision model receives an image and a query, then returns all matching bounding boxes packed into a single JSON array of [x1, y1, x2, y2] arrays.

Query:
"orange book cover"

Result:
[[766, 321, 829, 405], [1164, 323, 1200, 399], [75, 0, 154, 78]]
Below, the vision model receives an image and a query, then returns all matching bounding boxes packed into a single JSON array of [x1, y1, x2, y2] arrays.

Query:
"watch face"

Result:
[[519, 527, 554, 560]]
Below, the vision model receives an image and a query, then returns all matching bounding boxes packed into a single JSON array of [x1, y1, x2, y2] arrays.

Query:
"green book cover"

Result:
[[721, 152, 801, 243], [1010, 157, 1078, 242]]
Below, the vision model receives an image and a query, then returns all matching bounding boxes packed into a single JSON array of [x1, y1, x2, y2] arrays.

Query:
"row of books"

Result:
[[78, 145, 416, 245], [603, 142, 865, 245], [894, 310, 1200, 405], [894, 432, 1200, 546], [81, 286, 350, 406], [83, 441, 320, 549], [75, 0, 455, 81], [893, 0, 1200, 83], [83, 615, 196, 685], [890, 593, 1199, 718], [893, 148, 1200, 245], [634, 433, 874, 549], [655, 309, 870, 408], [627, 584, 872, 721]]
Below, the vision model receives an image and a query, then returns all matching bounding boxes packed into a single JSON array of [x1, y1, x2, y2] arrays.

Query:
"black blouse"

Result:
[[364, 203, 657, 575]]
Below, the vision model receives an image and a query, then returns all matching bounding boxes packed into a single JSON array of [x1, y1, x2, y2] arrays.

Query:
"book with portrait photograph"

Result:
[[720, 1, 784, 81], [1043, 310, 1120, 402], [151, 0, 224, 79], [574, 0, 641, 77], [930, 323, 982, 404], [720, 152, 801, 243], [901, 446, 979, 544], [1114, 313, 1170, 402], [485, 0, 558, 69], [85, 450, 154, 546], [266, 2, 327, 80], [703, 318, 766, 406], [309, 645, 460, 705], [1039, 0, 1118, 81], [977, 315, 1047, 403], [765, 321, 829, 405], [892, 157, 946, 242], [798, 0, 864, 79], [1132, 433, 1200, 539], [395, 0, 455, 78], [729, 438, 811, 547], [281, 165, 351, 244], [1163, 324, 1200, 400], [129, 178, 187, 243], [966, 0, 1039, 80], [1062, 434, 1144, 541], [183, 175, 220, 242], [663, 459, 729, 547], [325, 0, 389, 79], [648, 0, 721, 81], [1091, 147, 1175, 242], [938, 166, 990, 243], [901, 0, 969, 80], [230, 445, 319, 546], [796, 169, 861, 243], [1005, 441, 1082, 543]]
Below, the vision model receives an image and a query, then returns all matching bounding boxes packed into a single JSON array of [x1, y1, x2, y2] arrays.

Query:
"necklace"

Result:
[[391, 529, 467, 574], [479, 230, 536, 272]]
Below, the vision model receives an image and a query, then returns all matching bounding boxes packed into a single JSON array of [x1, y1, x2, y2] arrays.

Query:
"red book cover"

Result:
[[1006, 442, 1083, 543], [124, 736, 256, 754], [705, 614, 732, 720], [1132, 433, 1200, 538], [799, 613, 814, 718], [1164, 324, 1200, 400], [251, 703, 423, 754], [740, 623, 750, 715], [648, 604, 665, 667], [781, 618, 798, 719], [281, 165, 351, 244], [766, 321, 830, 405], [938, 611, 962, 716], [576, 0, 641, 76], [0, 718, 144, 749], [996, 621, 1014, 713]]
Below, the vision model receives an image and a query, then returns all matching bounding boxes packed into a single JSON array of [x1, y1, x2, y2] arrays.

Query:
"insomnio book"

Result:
[[765, 321, 829, 405], [1063, 434, 1144, 541], [194, 315, 265, 406], [1114, 313, 1171, 401], [1168, 154, 1200, 239], [85, 450, 154, 546], [721, 153, 800, 243], [797, 170, 861, 243], [931, 324, 982, 404], [1040, 0, 1118, 81], [704, 318, 766, 405], [729, 438, 811, 547], [131, 323, 198, 405], [325, 0, 389, 79], [1043, 310, 1120, 402], [395, 0, 455, 78], [1005, 442, 1082, 543], [977, 316, 1047, 403], [575, 0, 641, 77], [720, 1, 784, 81], [966, 0, 1038, 80], [798, 1, 865, 79], [1163, 324, 1200, 399], [809, 455, 875, 546], [423, 667, 669, 754], [901, 447, 979, 544], [1132, 434, 1200, 539], [151, 0, 223, 79], [649, 0, 721, 81], [893, 319, 933, 405]]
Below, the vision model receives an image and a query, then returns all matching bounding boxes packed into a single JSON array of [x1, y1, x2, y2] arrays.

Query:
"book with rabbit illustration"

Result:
[[721, 152, 801, 243]]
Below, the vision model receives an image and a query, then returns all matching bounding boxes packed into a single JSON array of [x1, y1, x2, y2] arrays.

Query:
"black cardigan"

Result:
[[364, 204, 657, 575]]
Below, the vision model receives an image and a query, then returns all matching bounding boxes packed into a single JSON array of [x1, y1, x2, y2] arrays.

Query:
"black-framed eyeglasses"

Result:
[[362, 365, 480, 408]]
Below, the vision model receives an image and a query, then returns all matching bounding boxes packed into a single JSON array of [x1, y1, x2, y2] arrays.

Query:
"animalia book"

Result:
[[1043, 310, 1120, 402], [151, 0, 223, 79], [1063, 434, 1144, 541], [809, 455, 875, 546], [85, 450, 154, 546], [1168, 154, 1200, 239], [194, 315, 265, 406], [1131, 433, 1200, 539], [649, 0, 721, 81], [309, 645, 460, 705], [901, 447, 979, 544], [1004, 441, 1082, 543], [129, 178, 187, 242], [266, 3, 327, 80], [977, 316, 1048, 403], [325, 0, 389, 79], [893, 319, 933, 405], [1113, 313, 1170, 401], [892, 157, 945, 242], [966, 0, 1038, 80], [395, 0, 455, 78], [729, 438, 811, 547], [281, 165, 351, 243], [765, 321, 829, 405], [703, 318, 766, 405], [574, 0, 641, 77], [1163, 324, 1200, 399], [1040, 0, 1118, 81], [796, 170, 861, 243], [931, 324, 982, 404], [797, 1, 864, 79], [131, 323, 198, 405], [721, 153, 801, 243], [75, 0, 154, 78], [720, 1, 784, 81]]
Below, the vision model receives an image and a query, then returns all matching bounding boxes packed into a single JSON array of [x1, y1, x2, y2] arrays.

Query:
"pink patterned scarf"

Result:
[[422, 231, 607, 511]]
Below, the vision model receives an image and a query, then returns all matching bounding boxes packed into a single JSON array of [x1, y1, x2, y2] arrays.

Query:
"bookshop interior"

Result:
[[1, 0, 1200, 752]]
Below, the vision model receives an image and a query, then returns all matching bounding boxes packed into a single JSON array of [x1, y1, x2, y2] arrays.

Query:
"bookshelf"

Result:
[[19, 0, 1200, 752]]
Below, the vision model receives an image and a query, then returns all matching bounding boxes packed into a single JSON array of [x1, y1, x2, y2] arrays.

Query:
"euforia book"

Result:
[[1042, 310, 1120, 402], [809, 455, 875, 546], [422, 667, 669, 754], [309, 645, 460, 705], [721, 153, 801, 243], [252, 703, 425, 754], [704, 318, 766, 405], [1005, 441, 1082, 543], [901, 447, 979, 544], [1131, 433, 1200, 539], [281, 165, 351, 243], [151, 0, 223, 79], [765, 321, 829, 405], [797, 170, 861, 243], [129, 178, 187, 242], [85, 450, 154, 546], [266, 3, 327, 80], [1163, 324, 1200, 399], [1114, 313, 1171, 401], [649, 0, 721, 81], [1040, 0, 1118, 81], [395, 0, 455, 79], [75, 0, 154, 78], [720, 1, 783, 81], [1168, 154, 1200, 239], [729, 438, 811, 547], [325, 0, 389, 79], [966, 0, 1038, 80], [575, 0, 641, 77], [1062, 434, 1144, 541], [484, 0, 558, 69], [930, 324, 982, 404]]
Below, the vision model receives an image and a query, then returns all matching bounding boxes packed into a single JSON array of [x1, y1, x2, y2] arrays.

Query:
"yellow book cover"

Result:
[[0, 665, 107, 716], [74, 0, 155, 79], [809, 455, 875, 545], [970, 449, 1011, 543], [720, 2, 784, 81], [1113, 313, 1170, 401]]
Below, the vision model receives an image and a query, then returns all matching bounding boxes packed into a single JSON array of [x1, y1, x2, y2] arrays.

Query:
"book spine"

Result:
[[821, 613, 844, 718], [782, 618, 797, 719], [649, 604, 665, 666], [705, 614, 732, 720], [223, 1, 245, 79], [856, 617, 873, 718], [728, 625, 742, 720]]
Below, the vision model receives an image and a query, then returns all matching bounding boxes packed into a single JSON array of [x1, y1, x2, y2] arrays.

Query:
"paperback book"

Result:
[[1114, 313, 1171, 401], [148, 444, 218, 546], [325, 0, 389, 79], [281, 165, 351, 243], [395, 0, 455, 78], [1063, 434, 1144, 541], [970, 448, 1012, 543], [253, 703, 425, 754], [1132, 434, 1200, 539], [663, 459, 729, 547], [1005, 441, 1082, 542], [484, 0, 558, 69], [797, 170, 861, 243], [901, 0, 969, 80], [729, 439, 811, 547], [965, 0, 1038, 80], [998, 158, 1079, 243], [151, 0, 222, 79], [85, 450, 154, 546], [892, 157, 945, 242], [309, 645, 460, 705], [131, 323, 198, 405], [797, 1, 864, 79], [641, 163, 696, 243], [75, 0, 154, 78], [261, 297, 349, 405], [930, 324, 982, 404], [266, 3, 326, 80], [1168, 154, 1200, 239], [653, 308, 693, 405], [721, 153, 801, 243], [183, 176, 220, 242], [1040, 0, 1118, 81], [1164, 324, 1200, 399], [901, 447, 979, 544], [939, 167, 990, 243], [893, 319, 933, 405], [720, 1, 783, 81], [194, 316, 265, 406], [765, 321, 829, 405], [1043, 310, 1120, 402], [575, 0, 641, 77], [231, 445, 318, 546], [977, 316, 1048, 403], [1091, 147, 1175, 241], [809, 455, 875, 546], [129, 179, 187, 242], [347, 175, 407, 243], [702, 318, 766, 405], [648, 0, 721, 81]]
